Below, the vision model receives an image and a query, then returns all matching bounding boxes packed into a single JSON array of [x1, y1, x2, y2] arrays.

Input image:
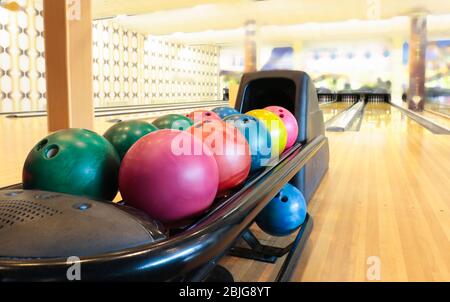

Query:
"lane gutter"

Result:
[[390, 103, 450, 135]]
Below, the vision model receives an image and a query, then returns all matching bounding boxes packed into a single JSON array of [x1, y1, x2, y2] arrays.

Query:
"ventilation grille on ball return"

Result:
[[0, 200, 63, 230]]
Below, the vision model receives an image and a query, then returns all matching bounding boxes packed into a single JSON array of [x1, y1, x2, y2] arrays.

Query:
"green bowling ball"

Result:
[[104, 120, 158, 160], [152, 114, 193, 131], [23, 128, 120, 201]]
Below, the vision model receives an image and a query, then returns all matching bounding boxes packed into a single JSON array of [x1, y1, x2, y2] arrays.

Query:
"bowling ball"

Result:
[[265, 106, 298, 149], [256, 183, 307, 237], [246, 109, 287, 158], [188, 119, 251, 194], [23, 128, 120, 201], [152, 114, 193, 131], [104, 120, 158, 160], [223, 114, 272, 173], [119, 130, 219, 226], [186, 110, 221, 123], [212, 106, 240, 119]]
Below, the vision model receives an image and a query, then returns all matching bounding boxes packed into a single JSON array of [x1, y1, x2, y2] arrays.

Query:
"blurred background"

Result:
[[0, 0, 449, 114]]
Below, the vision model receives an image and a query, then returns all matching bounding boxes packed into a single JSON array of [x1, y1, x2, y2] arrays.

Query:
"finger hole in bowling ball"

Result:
[[278, 109, 283, 112], [44, 145, 59, 159], [242, 118, 250, 124], [178, 127, 184, 130], [281, 196, 288, 203], [279, 114, 285, 118], [205, 112, 211, 116], [36, 139, 48, 151]]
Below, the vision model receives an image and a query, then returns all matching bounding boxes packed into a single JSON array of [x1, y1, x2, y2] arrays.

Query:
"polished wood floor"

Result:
[[0, 102, 449, 281], [221, 102, 450, 281]]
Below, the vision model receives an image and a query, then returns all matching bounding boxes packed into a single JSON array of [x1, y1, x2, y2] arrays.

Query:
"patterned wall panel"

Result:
[[0, 0, 46, 112], [93, 20, 221, 106], [0, 7, 220, 112], [92, 21, 144, 106]]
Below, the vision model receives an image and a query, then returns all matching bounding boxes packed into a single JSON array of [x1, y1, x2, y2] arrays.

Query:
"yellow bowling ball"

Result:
[[246, 109, 287, 158]]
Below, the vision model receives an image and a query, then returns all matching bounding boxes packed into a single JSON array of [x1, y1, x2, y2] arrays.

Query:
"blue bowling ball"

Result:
[[224, 114, 272, 173], [256, 183, 307, 237], [212, 106, 240, 119]]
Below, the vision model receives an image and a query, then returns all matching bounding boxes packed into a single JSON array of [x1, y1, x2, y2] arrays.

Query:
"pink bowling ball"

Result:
[[186, 110, 221, 123], [119, 129, 219, 226], [265, 106, 298, 149], [188, 119, 251, 195]]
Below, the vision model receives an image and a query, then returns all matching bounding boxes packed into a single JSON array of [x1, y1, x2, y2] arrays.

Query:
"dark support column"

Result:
[[407, 14, 427, 112]]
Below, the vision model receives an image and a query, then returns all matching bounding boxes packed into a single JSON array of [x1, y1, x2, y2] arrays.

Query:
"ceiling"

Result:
[[156, 15, 450, 45], [92, 0, 450, 45], [92, 0, 241, 19]]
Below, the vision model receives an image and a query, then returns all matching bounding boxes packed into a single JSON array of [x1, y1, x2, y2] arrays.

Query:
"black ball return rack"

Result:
[[0, 70, 329, 282]]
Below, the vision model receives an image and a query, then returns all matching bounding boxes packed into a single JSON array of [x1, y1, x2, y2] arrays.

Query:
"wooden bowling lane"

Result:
[[0, 103, 219, 189], [397, 101, 450, 130], [419, 110, 450, 129], [320, 101, 355, 123], [221, 102, 450, 281], [425, 99, 450, 117]]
